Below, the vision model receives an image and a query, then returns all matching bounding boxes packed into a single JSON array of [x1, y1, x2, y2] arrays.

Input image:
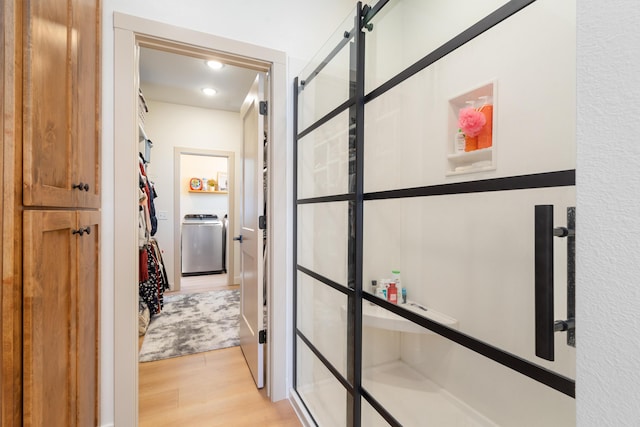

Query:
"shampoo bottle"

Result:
[[477, 95, 493, 149], [387, 281, 398, 304]]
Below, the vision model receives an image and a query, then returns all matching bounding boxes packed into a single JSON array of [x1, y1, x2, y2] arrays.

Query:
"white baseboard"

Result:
[[100, 423, 115, 427], [289, 388, 315, 427]]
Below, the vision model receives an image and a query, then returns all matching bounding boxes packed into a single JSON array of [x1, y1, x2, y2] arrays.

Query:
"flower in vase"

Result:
[[458, 107, 486, 137]]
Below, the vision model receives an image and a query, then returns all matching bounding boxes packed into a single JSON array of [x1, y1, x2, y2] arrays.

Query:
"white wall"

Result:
[[143, 100, 240, 286], [179, 155, 228, 220], [576, 0, 640, 425]]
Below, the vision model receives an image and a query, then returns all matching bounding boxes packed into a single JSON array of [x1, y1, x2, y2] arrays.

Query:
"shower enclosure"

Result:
[[294, 0, 576, 425]]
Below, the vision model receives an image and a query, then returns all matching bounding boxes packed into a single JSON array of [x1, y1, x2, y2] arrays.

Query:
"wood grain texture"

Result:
[[139, 347, 301, 427], [2, 0, 100, 425], [22, 0, 74, 207], [73, 0, 101, 209], [23, 211, 77, 427], [76, 211, 100, 426], [22, 0, 101, 208], [1, 1, 24, 425]]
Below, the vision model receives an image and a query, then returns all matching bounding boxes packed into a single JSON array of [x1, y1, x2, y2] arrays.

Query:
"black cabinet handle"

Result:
[[72, 183, 90, 191], [71, 226, 91, 236], [233, 235, 243, 243]]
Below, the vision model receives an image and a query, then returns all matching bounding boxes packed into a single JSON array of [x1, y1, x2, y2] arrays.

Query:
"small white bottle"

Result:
[[454, 129, 466, 154]]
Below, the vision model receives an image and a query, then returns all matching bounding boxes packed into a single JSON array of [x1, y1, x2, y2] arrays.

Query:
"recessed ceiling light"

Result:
[[206, 60, 224, 70], [202, 88, 217, 96]]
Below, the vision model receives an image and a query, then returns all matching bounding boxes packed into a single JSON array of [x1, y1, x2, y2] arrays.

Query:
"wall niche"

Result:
[[447, 81, 496, 176]]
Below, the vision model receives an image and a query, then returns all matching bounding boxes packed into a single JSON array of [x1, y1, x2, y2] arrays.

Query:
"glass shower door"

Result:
[[359, 0, 576, 425], [294, 0, 577, 425], [294, 7, 358, 426]]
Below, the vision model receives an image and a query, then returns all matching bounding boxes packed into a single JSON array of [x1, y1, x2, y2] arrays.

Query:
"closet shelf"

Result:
[[188, 190, 228, 194]]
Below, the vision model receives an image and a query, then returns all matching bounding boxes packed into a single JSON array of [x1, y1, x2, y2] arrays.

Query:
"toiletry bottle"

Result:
[[377, 281, 386, 299], [391, 270, 404, 304], [462, 100, 478, 151], [477, 95, 493, 149], [387, 281, 398, 304], [454, 129, 466, 154], [371, 280, 378, 296], [391, 270, 401, 288]]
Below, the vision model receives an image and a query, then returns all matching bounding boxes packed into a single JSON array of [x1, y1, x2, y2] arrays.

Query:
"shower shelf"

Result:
[[343, 302, 458, 334]]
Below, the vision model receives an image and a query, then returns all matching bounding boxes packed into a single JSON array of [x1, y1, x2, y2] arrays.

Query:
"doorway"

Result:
[[172, 149, 236, 292], [114, 13, 289, 426]]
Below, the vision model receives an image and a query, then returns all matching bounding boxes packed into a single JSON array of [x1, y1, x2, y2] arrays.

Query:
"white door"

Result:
[[238, 74, 266, 388]]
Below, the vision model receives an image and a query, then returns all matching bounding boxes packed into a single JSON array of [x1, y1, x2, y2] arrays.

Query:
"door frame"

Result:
[[173, 148, 235, 292], [114, 13, 289, 426]]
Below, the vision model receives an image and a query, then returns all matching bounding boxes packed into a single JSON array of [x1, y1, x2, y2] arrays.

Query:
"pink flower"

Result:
[[458, 107, 486, 137]]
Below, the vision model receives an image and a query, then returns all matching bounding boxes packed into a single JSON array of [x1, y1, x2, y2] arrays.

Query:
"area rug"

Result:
[[139, 289, 240, 362]]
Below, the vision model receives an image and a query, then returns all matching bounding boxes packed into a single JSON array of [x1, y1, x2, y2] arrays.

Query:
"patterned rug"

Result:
[[139, 289, 240, 362]]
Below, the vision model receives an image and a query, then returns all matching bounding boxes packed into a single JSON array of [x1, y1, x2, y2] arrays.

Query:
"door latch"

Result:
[[259, 215, 267, 230], [259, 329, 267, 344]]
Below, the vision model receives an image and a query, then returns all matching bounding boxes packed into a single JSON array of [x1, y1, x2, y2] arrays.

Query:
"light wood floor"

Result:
[[139, 274, 300, 426], [171, 273, 238, 294]]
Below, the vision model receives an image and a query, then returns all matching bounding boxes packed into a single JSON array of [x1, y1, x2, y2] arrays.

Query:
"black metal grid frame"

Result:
[[294, 0, 575, 425]]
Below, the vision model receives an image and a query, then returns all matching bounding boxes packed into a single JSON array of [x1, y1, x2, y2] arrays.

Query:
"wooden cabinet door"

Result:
[[23, 211, 78, 426], [23, 0, 75, 208], [23, 210, 99, 426], [23, 0, 100, 209]]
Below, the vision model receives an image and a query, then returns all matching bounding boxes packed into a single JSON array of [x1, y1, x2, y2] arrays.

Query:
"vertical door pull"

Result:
[[534, 205, 576, 362]]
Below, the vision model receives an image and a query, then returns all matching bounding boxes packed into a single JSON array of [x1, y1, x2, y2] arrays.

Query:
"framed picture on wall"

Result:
[[217, 172, 228, 191]]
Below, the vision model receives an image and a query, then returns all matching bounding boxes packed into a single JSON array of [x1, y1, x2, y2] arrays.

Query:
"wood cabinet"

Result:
[[23, 211, 100, 426], [1, 0, 101, 425], [22, 0, 101, 209]]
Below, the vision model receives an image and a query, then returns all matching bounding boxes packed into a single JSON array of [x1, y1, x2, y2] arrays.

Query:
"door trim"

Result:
[[114, 13, 289, 426]]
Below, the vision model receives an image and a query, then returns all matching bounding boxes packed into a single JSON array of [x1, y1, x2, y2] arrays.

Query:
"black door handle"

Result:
[[534, 205, 576, 362], [233, 235, 243, 243], [534, 205, 555, 361]]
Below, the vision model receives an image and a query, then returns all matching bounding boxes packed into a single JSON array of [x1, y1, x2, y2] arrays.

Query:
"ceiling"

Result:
[[138, 47, 259, 112]]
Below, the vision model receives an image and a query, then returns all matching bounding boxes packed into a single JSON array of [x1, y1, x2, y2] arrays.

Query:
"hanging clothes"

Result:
[[137, 153, 169, 317]]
